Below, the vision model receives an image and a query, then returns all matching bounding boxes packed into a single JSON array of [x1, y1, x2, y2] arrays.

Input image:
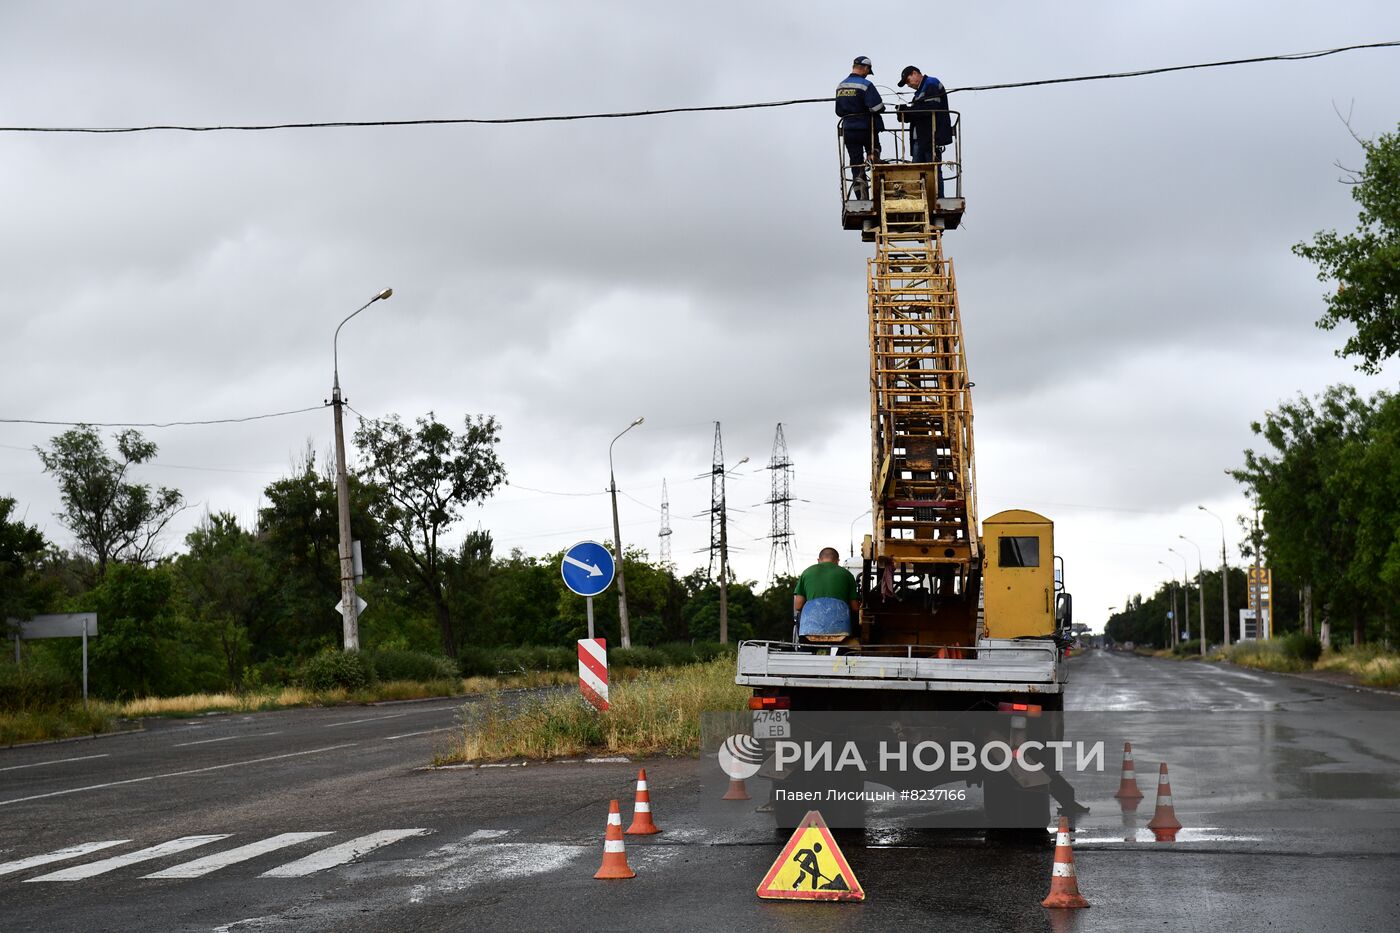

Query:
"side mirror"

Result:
[[1055, 592, 1073, 627]]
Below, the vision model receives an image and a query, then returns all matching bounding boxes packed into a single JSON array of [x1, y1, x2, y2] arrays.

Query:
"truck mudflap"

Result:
[[735, 638, 1063, 694]]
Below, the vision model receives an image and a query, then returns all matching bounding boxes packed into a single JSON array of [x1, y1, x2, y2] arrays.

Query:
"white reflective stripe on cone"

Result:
[[1159, 773, 1170, 783], [1123, 769, 1136, 779], [1157, 795, 1172, 806], [637, 781, 648, 791], [635, 803, 651, 812], [1052, 862, 1077, 877], [607, 813, 621, 825], [604, 840, 626, 853], [1056, 833, 1070, 847]]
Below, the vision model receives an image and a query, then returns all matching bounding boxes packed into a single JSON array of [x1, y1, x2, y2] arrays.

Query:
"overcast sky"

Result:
[[3, 2, 1399, 634]]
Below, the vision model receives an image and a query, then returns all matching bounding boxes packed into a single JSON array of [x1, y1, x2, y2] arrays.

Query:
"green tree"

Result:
[[1233, 386, 1389, 645], [75, 563, 178, 698], [35, 426, 185, 578], [1, 496, 49, 626], [256, 449, 386, 659], [1294, 123, 1400, 373], [353, 412, 507, 657], [177, 513, 268, 688]]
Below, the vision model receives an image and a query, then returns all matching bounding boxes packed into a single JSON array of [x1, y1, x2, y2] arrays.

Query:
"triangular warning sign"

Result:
[[756, 810, 865, 902]]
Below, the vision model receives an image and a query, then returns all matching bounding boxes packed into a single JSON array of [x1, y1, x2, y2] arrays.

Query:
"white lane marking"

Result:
[[144, 833, 334, 879], [174, 731, 284, 747], [0, 745, 357, 807], [384, 727, 457, 741], [0, 753, 110, 773], [259, 829, 432, 877], [466, 830, 511, 841], [26, 835, 231, 882], [0, 840, 130, 876], [322, 714, 409, 728]]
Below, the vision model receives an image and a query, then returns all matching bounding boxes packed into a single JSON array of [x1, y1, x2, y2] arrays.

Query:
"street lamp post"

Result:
[[1157, 561, 1178, 648], [849, 509, 872, 559], [1167, 547, 1190, 644], [1199, 506, 1231, 648], [718, 455, 749, 644], [609, 417, 645, 649], [331, 287, 393, 652], [1178, 535, 1208, 657]]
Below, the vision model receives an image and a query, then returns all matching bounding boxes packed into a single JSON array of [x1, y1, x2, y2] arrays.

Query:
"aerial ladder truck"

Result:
[[736, 110, 1075, 714]]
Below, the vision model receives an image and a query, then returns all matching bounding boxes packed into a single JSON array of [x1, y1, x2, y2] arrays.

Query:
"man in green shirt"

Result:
[[793, 547, 862, 638]]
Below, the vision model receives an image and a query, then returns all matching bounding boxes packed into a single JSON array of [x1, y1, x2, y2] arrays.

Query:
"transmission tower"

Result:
[[702, 422, 728, 581], [765, 423, 796, 581], [658, 478, 673, 566]]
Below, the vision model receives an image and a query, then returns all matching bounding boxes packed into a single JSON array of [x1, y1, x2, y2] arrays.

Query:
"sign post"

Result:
[[561, 541, 616, 710], [7, 613, 99, 707], [560, 540, 616, 638]]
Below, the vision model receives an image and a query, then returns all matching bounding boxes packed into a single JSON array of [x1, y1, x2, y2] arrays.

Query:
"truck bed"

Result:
[[735, 638, 1063, 695]]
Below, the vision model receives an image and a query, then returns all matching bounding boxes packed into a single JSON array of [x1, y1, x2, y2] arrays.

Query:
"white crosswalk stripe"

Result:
[[143, 832, 334, 879], [0, 840, 130, 876], [259, 829, 433, 877], [25, 835, 231, 882]]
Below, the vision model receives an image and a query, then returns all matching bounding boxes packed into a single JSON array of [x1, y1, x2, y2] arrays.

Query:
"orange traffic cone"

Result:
[[1146, 762, 1183, 842], [1112, 742, 1144, 805], [625, 768, 661, 835], [594, 799, 636, 879], [1041, 816, 1090, 909], [722, 772, 750, 801]]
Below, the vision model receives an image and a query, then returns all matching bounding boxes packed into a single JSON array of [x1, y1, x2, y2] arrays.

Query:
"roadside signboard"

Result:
[[560, 540, 615, 597], [578, 637, 609, 711], [7, 613, 98, 705], [561, 540, 616, 640]]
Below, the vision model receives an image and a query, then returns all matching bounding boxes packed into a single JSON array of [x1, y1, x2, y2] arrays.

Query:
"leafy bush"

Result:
[[492, 645, 574, 674], [1280, 632, 1323, 664], [1170, 639, 1203, 657], [296, 650, 376, 693], [611, 647, 668, 669], [457, 645, 498, 678], [369, 648, 457, 682], [0, 662, 78, 711]]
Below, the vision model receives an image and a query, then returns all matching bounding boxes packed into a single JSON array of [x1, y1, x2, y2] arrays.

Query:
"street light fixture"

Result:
[[609, 417, 644, 649], [849, 509, 872, 559], [1198, 505, 1232, 647], [1167, 547, 1190, 644], [331, 287, 392, 652], [1178, 534, 1208, 657]]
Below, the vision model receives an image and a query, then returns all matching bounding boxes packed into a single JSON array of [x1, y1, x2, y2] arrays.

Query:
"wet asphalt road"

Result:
[[1, 651, 1398, 932]]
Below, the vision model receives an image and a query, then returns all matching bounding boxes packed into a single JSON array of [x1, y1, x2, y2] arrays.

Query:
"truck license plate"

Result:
[[752, 709, 790, 739]]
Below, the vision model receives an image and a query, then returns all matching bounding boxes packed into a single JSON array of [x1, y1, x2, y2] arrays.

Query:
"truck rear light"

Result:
[[748, 695, 791, 710], [996, 701, 1042, 716]]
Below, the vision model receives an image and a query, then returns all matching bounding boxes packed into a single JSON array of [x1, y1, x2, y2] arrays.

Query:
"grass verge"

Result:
[[1314, 644, 1400, 688], [3, 670, 581, 745], [436, 658, 748, 764], [1, 704, 114, 746]]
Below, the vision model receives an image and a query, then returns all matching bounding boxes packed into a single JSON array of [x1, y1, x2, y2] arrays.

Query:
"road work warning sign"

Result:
[[756, 810, 865, 902]]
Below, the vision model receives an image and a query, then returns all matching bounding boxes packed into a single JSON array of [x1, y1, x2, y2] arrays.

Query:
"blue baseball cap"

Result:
[[852, 56, 873, 72]]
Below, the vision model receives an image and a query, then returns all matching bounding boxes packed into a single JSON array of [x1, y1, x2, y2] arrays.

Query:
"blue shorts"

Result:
[[799, 597, 852, 637]]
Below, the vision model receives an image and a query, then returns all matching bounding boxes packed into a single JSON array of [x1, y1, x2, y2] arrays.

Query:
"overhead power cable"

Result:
[[2, 40, 1393, 135], [0, 405, 324, 428]]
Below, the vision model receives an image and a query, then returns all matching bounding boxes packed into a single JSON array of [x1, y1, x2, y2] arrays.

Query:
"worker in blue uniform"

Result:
[[897, 65, 954, 194], [835, 56, 885, 200]]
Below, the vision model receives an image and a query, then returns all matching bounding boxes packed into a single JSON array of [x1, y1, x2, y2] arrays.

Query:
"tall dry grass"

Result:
[[439, 658, 748, 764], [1315, 644, 1400, 687]]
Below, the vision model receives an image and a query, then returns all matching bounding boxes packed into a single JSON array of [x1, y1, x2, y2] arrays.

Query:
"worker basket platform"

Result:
[[838, 111, 964, 240]]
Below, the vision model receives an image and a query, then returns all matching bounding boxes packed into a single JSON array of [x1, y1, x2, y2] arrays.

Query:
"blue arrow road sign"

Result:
[[561, 540, 616, 597]]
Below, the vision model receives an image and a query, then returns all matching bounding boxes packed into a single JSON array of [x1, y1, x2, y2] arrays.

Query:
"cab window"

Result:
[[998, 536, 1040, 567]]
